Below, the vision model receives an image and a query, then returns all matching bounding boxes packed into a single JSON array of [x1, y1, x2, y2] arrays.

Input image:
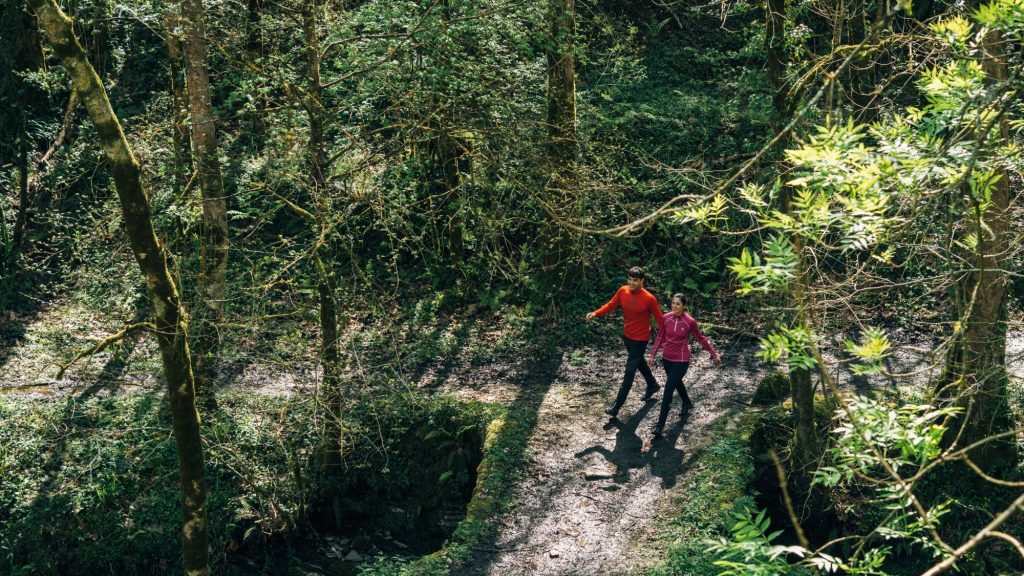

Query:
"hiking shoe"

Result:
[[641, 384, 661, 402], [651, 424, 664, 437], [680, 401, 693, 416], [605, 402, 621, 418]]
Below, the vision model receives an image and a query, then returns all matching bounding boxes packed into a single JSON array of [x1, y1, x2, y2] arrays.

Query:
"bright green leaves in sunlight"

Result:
[[709, 507, 809, 576], [757, 323, 817, 371], [973, 0, 1024, 32], [784, 120, 896, 252], [674, 194, 728, 231], [709, 506, 887, 575], [817, 397, 960, 486], [931, 16, 973, 49], [727, 236, 797, 295], [785, 120, 871, 191], [844, 327, 892, 375], [812, 397, 960, 561]]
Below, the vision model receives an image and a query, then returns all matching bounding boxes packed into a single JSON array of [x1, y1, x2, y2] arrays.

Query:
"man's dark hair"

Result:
[[628, 266, 645, 279]]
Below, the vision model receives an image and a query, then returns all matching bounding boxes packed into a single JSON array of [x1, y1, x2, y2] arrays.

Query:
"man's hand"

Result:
[[713, 356, 723, 367], [585, 312, 596, 322]]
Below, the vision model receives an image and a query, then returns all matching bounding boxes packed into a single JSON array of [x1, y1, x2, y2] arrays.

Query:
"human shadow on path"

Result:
[[574, 400, 656, 484], [647, 409, 692, 489]]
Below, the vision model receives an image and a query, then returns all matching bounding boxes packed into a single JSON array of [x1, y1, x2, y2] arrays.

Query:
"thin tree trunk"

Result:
[[245, 0, 267, 136], [302, 0, 343, 467], [1, 2, 45, 307], [181, 0, 229, 386], [766, 0, 819, 471], [164, 9, 192, 200], [29, 1, 210, 573], [546, 0, 576, 161], [541, 0, 579, 289]]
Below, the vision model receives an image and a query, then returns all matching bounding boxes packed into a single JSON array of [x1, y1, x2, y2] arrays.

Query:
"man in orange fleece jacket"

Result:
[[586, 266, 664, 418]]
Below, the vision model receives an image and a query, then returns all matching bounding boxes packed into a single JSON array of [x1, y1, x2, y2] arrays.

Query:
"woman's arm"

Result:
[[690, 317, 720, 362]]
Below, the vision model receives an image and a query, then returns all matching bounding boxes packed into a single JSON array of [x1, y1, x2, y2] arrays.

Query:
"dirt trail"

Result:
[[418, 338, 766, 576]]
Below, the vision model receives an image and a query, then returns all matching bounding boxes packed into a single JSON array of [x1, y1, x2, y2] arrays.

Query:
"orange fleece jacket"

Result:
[[593, 286, 664, 341]]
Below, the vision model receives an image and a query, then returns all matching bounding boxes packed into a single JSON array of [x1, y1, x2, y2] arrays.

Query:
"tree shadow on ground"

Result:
[[0, 307, 38, 373], [452, 338, 564, 575], [73, 332, 142, 399]]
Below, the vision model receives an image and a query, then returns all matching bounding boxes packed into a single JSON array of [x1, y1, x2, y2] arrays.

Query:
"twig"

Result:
[[769, 449, 811, 550], [920, 490, 1024, 576], [55, 322, 155, 379]]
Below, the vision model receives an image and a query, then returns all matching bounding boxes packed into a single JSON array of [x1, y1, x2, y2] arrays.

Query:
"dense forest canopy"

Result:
[[2, 0, 1024, 574]]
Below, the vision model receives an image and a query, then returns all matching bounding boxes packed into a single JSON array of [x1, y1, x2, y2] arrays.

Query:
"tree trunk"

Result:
[[163, 9, 192, 201], [546, 0, 576, 161], [939, 28, 1014, 471], [766, 0, 820, 472], [181, 0, 229, 387], [541, 0, 579, 290], [766, 0, 790, 137], [1, 2, 45, 308], [244, 0, 268, 137], [302, 0, 344, 468], [29, 1, 211, 574]]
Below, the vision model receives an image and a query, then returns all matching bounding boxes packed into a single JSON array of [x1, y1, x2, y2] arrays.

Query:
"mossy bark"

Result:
[[163, 9, 192, 201], [29, 1, 210, 573], [181, 0, 229, 389], [300, 0, 345, 469], [765, 0, 820, 475]]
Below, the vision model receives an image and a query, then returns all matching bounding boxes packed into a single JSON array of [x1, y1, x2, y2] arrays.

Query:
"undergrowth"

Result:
[[0, 386, 498, 576]]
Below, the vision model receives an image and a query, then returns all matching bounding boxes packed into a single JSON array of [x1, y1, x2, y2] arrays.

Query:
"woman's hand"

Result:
[[713, 356, 722, 367]]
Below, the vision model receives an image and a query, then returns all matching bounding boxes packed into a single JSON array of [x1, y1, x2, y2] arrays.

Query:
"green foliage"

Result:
[[756, 323, 817, 371], [817, 397, 959, 486], [642, 422, 757, 576], [708, 508, 812, 576], [727, 236, 797, 295], [844, 328, 893, 376]]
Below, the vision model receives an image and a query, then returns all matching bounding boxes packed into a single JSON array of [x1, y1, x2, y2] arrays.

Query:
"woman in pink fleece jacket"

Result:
[[647, 293, 722, 436]]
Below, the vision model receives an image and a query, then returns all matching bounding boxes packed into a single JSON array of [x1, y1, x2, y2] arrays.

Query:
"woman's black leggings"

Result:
[[655, 359, 691, 429]]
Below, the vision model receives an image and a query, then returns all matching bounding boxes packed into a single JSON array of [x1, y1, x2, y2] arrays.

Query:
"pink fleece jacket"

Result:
[[649, 311, 718, 363]]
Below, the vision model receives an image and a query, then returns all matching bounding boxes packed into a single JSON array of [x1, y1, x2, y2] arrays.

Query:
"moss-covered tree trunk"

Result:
[[939, 28, 1014, 471], [0, 2, 45, 308], [28, 1, 211, 573], [163, 9, 192, 202], [181, 0, 229, 387], [541, 0, 579, 289]]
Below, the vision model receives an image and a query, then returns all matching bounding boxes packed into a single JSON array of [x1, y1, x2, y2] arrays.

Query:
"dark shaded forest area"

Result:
[[2, 0, 1024, 574]]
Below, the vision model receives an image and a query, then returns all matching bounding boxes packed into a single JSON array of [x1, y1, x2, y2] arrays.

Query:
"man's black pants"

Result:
[[654, 359, 691, 429], [613, 337, 659, 407]]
